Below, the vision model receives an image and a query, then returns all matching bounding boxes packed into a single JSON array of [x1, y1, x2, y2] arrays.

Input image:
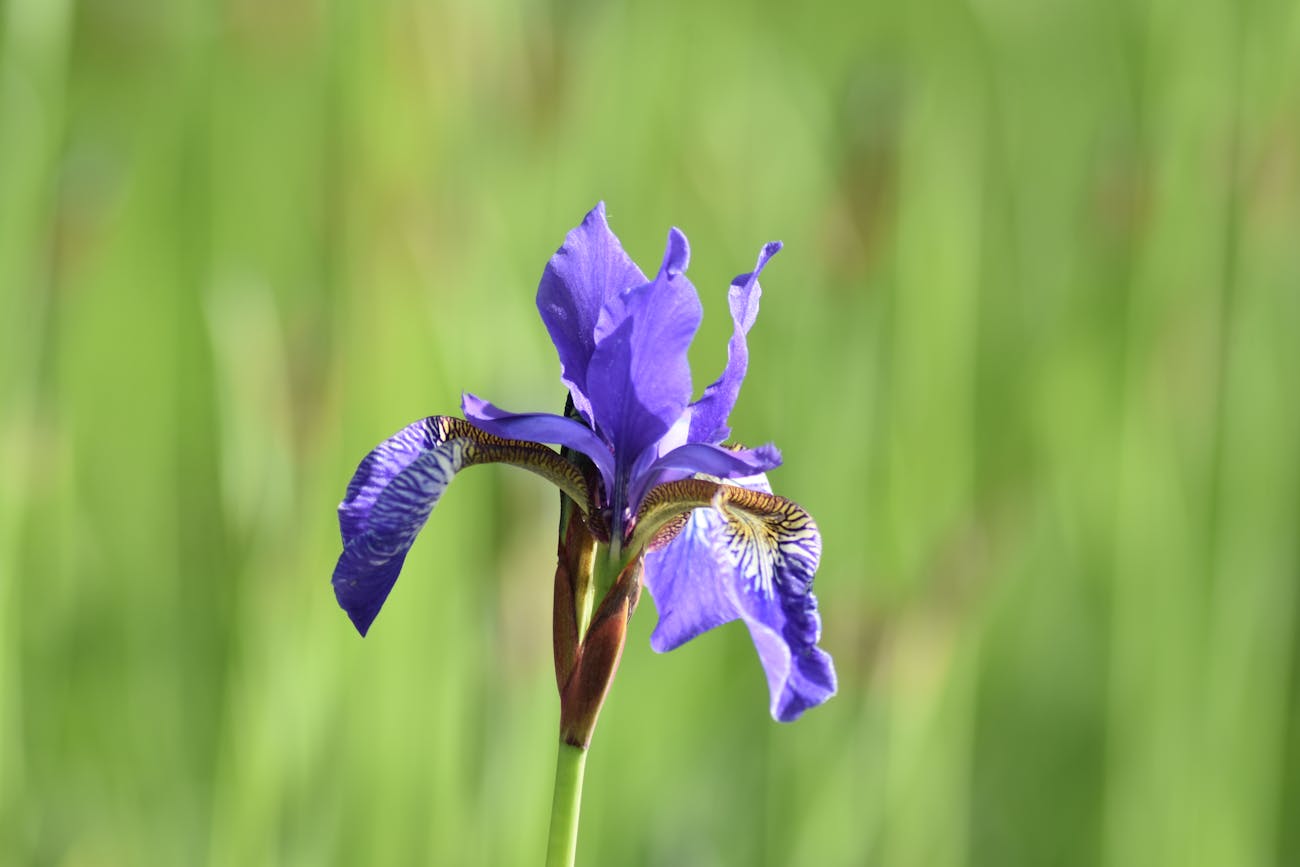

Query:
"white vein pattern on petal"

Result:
[[340, 418, 439, 541], [719, 508, 781, 599], [714, 494, 821, 603], [361, 441, 468, 561]]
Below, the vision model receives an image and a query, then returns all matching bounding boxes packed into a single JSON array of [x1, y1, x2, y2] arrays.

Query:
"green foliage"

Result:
[[2, 0, 1298, 863]]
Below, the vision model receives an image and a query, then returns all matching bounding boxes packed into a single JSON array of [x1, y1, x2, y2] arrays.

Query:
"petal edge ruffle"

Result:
[[686, 241, 781, 444]]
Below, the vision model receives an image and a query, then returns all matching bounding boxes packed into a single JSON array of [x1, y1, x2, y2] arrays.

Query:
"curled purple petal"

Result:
[[461, 392, 615, 493], [536, 202, 647, 423], [628, 441, 782, 513], [647, 441, 781, 481], [586, 228, 702, 475], [687, 241, 782, 444]]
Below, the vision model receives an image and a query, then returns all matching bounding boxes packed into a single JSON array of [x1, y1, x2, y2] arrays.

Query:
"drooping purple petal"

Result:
[[461, 392, 615, 494], [642, 477, 836, 722], [334, 431, 476, 635], [627, 441, 783, 514], [687, 241, 782, 445], [536, 202, 647, 423], [586, 228, 702, 477], [725, 516, 836, 722], [334, 417, 590, 636], [337, 417, 442, 542]]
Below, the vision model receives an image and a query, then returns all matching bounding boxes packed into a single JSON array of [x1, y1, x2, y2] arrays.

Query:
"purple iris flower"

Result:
[[332, 203, 836, 722]]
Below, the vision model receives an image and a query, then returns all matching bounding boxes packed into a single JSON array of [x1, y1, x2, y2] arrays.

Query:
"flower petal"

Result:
[[627, 441, 782, 515], [687, 241, 781, 444], [712, 487, 836, 722], [643, 507, 737, 651], [536, 202, 647, 423], [333, 416, 588, 635], [461, 392, 615, 495], [337, 417, 441, 543], [637, 477, 836, 721], [586, 228, 702, 475]]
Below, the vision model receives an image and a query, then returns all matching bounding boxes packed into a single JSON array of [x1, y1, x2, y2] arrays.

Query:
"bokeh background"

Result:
[[2, 0, 1298, 864]]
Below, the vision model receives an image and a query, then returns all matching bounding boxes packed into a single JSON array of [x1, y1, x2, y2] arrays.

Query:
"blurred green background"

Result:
[[2, 0, 1298, 864]]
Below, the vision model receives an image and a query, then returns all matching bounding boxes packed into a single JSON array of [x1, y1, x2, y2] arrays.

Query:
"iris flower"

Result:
[[332, 203, 836, 732]]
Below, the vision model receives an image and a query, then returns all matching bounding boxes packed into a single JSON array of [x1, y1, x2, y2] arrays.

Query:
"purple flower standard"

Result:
[[332, 203, 836, 730]]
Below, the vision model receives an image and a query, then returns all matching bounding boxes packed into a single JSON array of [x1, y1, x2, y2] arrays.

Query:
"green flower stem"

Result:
[[582, 544, 623, 635], [545, 741, 589, 867]]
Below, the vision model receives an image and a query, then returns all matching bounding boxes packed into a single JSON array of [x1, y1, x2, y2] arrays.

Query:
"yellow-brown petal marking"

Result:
[[433, 416, 590, 512], [630, 477, 818, 576]]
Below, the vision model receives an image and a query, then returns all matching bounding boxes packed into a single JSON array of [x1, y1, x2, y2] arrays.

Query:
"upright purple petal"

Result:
[[461, 392, 616, 494], [536, 202, 647, 422], [687, 241, 782, 444], [586, 228, 702, 476]]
